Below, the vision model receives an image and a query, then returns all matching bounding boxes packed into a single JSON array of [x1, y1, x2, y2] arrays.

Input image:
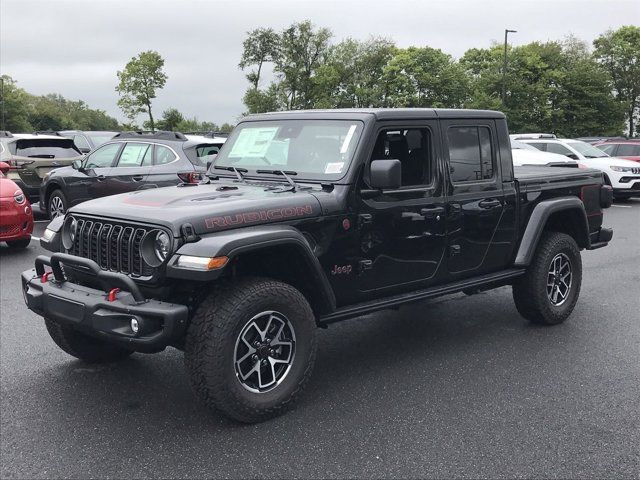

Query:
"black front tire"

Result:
[[7, 237, 31, 249], [185, 277, 317, 423], [513, 232, 582, 325], [45, 318, 133, 363], [47, 189, 67, 219]]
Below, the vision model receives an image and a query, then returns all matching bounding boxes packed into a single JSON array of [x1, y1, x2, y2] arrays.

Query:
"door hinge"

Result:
[[358, 259, 373, 273], [358, 214, 373, 228]]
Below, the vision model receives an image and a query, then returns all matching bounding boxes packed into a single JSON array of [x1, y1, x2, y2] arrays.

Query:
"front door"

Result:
[[104, 142, 153, 195], [355, 122, 447, 295], [66, 142, 122, 206], [441, 120, 505, 276]]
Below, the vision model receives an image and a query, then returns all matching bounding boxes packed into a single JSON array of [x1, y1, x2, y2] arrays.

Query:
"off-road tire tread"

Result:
[[44, 318, 133, 363], [513, 231, 582, 325], [184, 277, 317, 423]]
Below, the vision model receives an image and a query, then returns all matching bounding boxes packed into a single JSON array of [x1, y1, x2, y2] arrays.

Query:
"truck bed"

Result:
[[514, 166, 604, 189]]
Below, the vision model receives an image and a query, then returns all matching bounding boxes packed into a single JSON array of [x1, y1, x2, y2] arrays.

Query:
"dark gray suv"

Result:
[[39, 131, 226, 218]]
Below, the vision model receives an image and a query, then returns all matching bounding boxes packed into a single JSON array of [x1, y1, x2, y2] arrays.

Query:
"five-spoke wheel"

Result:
[[547, 253, 572, 306]]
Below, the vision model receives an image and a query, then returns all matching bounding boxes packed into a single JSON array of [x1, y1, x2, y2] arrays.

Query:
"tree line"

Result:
[[239, 23, 640, 137]]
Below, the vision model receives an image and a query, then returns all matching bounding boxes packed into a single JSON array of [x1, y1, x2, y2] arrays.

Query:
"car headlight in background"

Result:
[[14, 190, 25, 204], [610, 166, 634, 172], [154, 231, 171, 262]]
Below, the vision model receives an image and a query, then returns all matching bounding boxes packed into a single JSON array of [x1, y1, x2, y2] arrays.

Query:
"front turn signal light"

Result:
[[176, 255, 228, 270]]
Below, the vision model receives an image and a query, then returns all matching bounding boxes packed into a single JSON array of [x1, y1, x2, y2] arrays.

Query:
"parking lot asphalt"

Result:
[[1, 201, 639, 479]]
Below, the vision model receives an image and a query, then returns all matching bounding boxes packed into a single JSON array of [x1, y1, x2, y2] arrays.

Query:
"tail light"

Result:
[[7, 159, 35, 170], [177, 171, 203, 184]]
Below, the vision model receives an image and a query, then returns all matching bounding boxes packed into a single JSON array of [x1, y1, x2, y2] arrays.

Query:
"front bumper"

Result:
[[0, 200, 33, 241], [21, 253, 189, 352]]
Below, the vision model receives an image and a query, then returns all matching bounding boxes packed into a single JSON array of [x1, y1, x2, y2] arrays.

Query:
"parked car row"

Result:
[[0, 129, 226, 219], [510, 134, 640, 200]]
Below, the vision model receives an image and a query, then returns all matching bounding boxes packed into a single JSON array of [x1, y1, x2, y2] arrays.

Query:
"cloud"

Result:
[[1, 0, 637, 125]]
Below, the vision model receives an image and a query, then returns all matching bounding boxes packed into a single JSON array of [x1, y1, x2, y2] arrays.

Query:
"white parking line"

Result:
[[31, 236, 41, 241], [612, 205, 632, 208], [34, 220, 50, 223]]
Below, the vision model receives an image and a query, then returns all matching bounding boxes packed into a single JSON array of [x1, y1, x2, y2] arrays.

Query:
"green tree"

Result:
[[594, 26, 640, 136], [0, 75, 33, 131], [116, 50, 167, 131], [239, 28, 280, 89], [313, 37, 396, 108], [154, 107, 185, 131], [383, 46, 469, 108]]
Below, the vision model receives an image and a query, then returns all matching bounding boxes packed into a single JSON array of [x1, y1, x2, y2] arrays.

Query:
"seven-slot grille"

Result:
[[69, 217, 158, 277]]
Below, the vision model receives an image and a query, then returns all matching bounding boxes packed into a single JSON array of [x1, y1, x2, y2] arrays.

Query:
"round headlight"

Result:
[[61, 216, 78, 250], [14, 191, 25, 204], [154, 231, 171, 262]]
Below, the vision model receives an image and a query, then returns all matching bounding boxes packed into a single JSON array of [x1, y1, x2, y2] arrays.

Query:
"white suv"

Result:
[[517, 137, 640, 199]]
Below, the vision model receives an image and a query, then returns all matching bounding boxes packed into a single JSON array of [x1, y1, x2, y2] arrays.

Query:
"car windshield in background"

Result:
[[13, 139, 81, 158], [567, 141, 609, 158], [86, 133, 115, 147], [184, 143, 224, 167], [213, 120, 364, 180]]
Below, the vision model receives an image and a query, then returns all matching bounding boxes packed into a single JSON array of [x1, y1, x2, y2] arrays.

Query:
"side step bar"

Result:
[[318, 268, 525, 325]]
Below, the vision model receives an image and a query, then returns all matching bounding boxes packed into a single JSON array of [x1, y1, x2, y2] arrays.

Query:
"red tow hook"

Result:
[[41, 271, 52, 283], [107, 288, 121, 302]]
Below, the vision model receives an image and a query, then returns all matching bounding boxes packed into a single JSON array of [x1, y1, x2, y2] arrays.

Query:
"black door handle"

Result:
[[420, 206, 445, 216], [479, 199, 501, 209], [96, 175, 106, 181], [132, 175, 144, 182]]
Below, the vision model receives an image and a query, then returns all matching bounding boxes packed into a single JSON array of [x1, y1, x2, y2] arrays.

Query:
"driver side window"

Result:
[[85, 143, 121, 169]]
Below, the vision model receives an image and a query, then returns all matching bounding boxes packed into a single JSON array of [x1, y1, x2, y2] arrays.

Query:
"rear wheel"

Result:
[[513, 232, 582, 325], [185, 277, 317, 423], [45, 318, 133, 363], [48, 189, 67, 219], [7, 237, 31, 248]]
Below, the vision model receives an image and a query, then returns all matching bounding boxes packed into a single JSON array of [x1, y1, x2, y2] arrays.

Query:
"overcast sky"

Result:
[[1, 0, 638, 125]]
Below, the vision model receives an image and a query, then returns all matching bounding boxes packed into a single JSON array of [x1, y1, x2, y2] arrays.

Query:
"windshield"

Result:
[[13, 139, 81, 158], [510, 139, 538, 151], [212, 120, 364, 180], [86, 133, 116, 147], [567, 141, 609, 158]]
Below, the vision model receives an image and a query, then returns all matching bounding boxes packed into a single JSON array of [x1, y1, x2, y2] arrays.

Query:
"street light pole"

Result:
[[502, 29, 517, 106]]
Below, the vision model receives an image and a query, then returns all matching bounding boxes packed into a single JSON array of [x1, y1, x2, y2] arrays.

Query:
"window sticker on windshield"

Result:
[[229, 127, 278, 158], [325, 162, 344, 174], [340, 124, 357, 154]]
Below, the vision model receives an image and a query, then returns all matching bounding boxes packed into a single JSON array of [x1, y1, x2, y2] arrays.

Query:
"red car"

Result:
[[0, 161, 33, 248], [594, 140, 640, 163]]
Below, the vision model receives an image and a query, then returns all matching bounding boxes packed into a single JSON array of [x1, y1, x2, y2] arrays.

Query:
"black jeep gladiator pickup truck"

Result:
[[22, 109, 613, 423]]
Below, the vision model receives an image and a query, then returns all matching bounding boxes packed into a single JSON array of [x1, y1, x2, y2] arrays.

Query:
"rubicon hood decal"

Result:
[[205, 205, 315, 230]]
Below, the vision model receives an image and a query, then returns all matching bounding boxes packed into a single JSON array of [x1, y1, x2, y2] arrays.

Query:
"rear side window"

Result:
[[447, 126, 494, 183], [13, 139, 81, 158], [117, 143, 152, 167], [617, 144, 640, 156], [154, 145, 177, 165], [185, 143, 224, 167]]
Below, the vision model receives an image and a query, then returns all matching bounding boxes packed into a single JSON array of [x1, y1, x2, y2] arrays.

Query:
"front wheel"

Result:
[[48, 189, 67, 219], [185, 277, 317, 423], [513, 232, 582, 325]]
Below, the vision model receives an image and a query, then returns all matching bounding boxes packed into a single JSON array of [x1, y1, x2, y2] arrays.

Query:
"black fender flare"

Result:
[[167, 225, 336, 312], [514, 196, 589, 267]]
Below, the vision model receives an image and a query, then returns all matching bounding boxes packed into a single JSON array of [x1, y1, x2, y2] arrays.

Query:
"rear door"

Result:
[[103, 142, 154, 195], [442, 120, 505, 276], [145, 143, 184, 188]]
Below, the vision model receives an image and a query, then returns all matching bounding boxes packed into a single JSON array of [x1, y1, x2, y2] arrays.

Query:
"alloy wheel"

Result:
[[547, 253, 572, 306], [50, 196, 65, 218], [233, 311, 296, 393]]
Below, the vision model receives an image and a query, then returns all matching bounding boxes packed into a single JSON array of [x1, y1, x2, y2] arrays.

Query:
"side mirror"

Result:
[[72, 159, 84, 171], [369, 159, 402, 190], [0, 162, 10, 175]]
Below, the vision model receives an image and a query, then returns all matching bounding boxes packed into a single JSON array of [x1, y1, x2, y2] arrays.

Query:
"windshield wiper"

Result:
[[256, 169, 299, 191], [214, 165, 248, 181]]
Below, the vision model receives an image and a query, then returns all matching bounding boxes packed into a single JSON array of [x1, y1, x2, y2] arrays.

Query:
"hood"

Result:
[[512, 148, 577, 166], [69, 180, 322, 236], [0, 177, 21, 198], [581, 157, 640, 168]]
